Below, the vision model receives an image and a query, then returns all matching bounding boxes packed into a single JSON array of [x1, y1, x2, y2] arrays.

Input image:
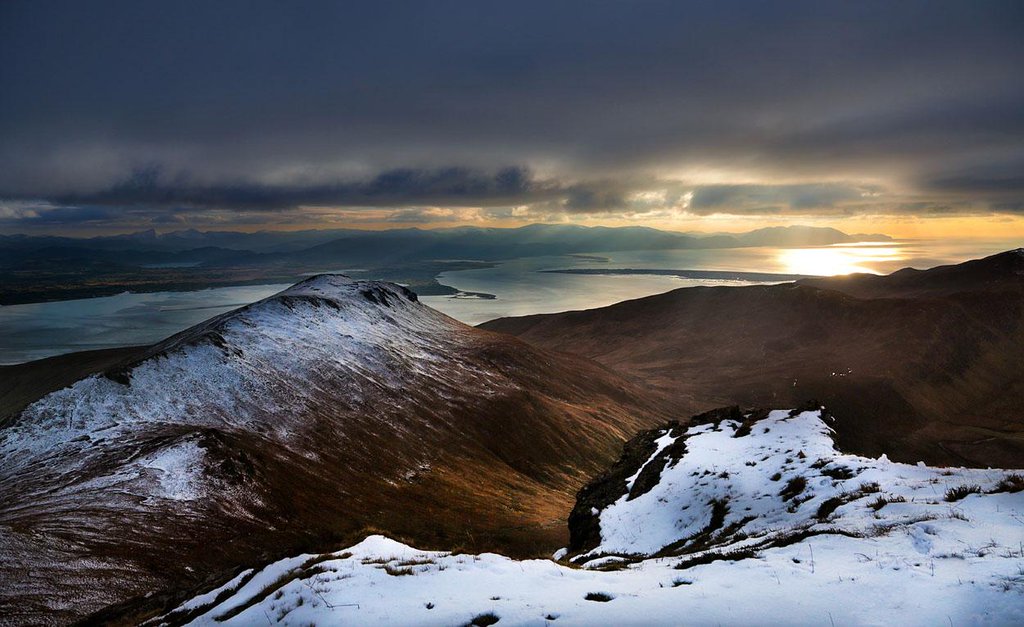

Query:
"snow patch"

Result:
[[167, 410, 1024, 626], [139, 439, 206, 501], [581, 409, 1022, 561]]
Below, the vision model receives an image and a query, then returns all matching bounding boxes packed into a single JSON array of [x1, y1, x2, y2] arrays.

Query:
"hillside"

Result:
[[481, 250, 1024, 468], [0, 276, 669, 624], [162, 408, 1024, 626]]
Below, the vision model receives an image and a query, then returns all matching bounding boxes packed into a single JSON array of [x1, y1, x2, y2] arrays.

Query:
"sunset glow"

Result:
[[778, 244, 906, 276]]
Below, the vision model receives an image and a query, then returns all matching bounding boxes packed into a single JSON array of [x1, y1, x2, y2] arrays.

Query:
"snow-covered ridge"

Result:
[[570, 408, 1023, 565], [166, 409, 1024, 626], [0, 275, 472, 503], [115, 274, 434, 373]]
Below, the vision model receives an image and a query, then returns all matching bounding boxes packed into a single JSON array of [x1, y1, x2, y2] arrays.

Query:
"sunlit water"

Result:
[[1, 238, 1018, 364], [777, 242, 904, 275], [422, 238, 1018, 324], [421, 256, 769, 325]]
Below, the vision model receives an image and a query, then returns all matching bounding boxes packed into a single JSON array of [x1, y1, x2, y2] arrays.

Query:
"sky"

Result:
[[2, 0, 1023, 237]]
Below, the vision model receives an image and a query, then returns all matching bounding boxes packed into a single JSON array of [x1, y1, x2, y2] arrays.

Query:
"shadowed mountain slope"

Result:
[[482, 250, 1024, 468], [0, 276, 669, 625]]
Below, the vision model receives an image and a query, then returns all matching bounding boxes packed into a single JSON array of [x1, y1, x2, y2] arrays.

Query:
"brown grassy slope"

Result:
[[481, 250, 1024, 468]]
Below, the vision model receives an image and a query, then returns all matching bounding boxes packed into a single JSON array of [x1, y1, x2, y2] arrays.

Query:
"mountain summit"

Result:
[[0, 275, 668, 624]]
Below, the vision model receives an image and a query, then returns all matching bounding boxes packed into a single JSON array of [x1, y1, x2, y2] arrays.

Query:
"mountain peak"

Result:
[[279, 274, 419, 305], [0, 275, 667, 622], [101, 275, 430, 385], [991, 247, 1024, 266]]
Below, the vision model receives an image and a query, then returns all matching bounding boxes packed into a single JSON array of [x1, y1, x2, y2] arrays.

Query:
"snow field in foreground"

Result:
[[167, 410, 1024, 626]]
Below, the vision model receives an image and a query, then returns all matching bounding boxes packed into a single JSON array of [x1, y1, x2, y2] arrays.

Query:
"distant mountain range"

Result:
[[0, 223, 891, 255], [0, 224, 890, 305]]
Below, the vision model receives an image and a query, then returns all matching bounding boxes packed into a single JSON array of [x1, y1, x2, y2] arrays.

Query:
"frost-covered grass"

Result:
[[165, 410, 1024, 626]]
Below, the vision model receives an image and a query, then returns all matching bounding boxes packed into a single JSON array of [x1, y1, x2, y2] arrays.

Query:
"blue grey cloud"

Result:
[[0, 0, 1022, 229], [47, 165, 551, 210]]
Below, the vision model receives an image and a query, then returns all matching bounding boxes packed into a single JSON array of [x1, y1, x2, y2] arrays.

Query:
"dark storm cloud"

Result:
[[51, 165, 549, 210], [1, 0, 1023, 229], [1, 205, 122, 226], [928, 175, 1024, 194], [689, 184, 873, 214], [563, 187, 630, 213], [922, 151, 1024, 195]]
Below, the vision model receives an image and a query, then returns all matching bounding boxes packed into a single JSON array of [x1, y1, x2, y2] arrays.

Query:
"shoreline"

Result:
[[542, 267, 812, 282]]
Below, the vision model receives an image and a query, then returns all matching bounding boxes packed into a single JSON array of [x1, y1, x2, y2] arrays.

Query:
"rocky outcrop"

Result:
[[567, 406, 776, 554]]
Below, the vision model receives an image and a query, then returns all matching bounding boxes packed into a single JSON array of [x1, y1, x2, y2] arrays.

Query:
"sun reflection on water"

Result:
[[777, 243, 905, 276]]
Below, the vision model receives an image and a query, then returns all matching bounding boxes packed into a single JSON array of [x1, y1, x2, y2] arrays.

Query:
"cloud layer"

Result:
[[1, 1, 1022, 230]]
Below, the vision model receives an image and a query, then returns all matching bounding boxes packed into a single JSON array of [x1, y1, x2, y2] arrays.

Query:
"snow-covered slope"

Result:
[[166, 408, 1024, 626], [0, 275, 664, 624], [568, 407, 1024, 564], [7, 276, 463, 453]]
